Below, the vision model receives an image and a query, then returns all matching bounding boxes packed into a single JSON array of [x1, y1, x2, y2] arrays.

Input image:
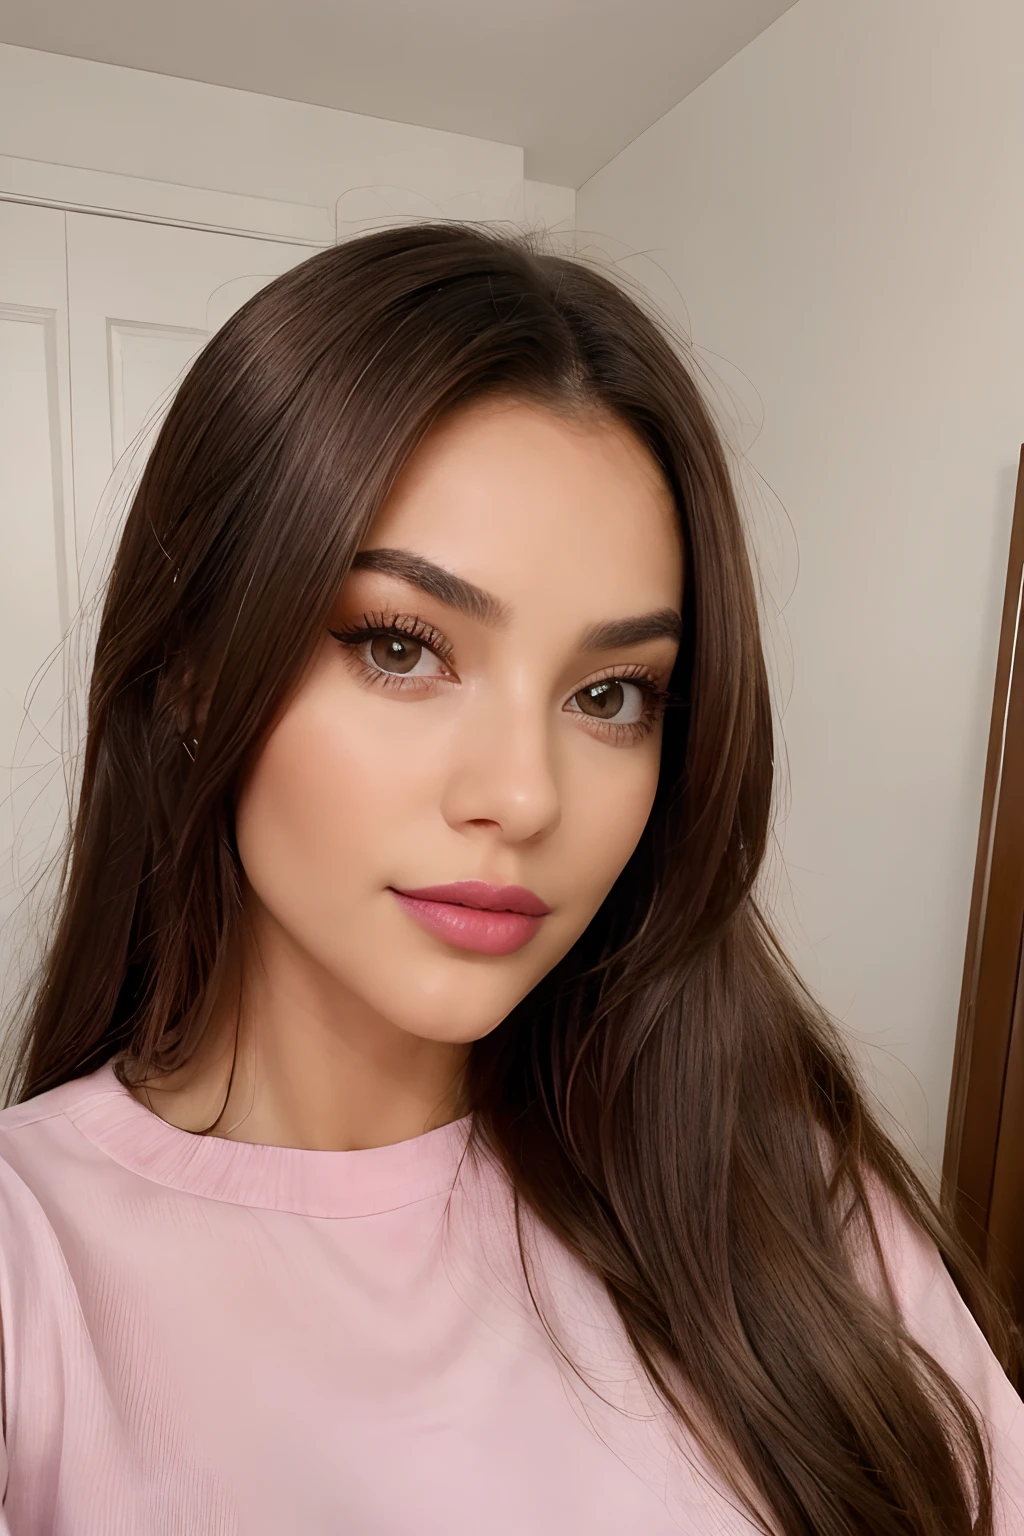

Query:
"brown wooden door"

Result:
[[987, 936, 1024, 1320], [944, 445, 1024, 1320]]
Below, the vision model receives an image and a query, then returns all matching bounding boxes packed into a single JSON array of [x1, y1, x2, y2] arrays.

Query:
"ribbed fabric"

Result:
[[0, 1064, 1020, 1534]]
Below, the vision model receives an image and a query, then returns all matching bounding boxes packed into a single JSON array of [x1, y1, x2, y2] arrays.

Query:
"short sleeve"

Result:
[[859, 1174, 1024, 1533]]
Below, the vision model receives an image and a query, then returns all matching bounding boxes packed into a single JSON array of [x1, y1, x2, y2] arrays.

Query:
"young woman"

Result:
[[0, 222, 1020, 1536]]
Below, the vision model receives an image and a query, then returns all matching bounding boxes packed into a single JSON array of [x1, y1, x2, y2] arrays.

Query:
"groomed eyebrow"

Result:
[[350, 546, 682, 651]]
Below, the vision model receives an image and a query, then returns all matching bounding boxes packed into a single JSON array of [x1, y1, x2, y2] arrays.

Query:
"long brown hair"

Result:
[[8, 222, 1021, 1534]]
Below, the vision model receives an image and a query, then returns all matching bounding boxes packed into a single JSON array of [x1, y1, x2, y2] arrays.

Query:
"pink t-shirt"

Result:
[[0, 1063, 1020, 1534]]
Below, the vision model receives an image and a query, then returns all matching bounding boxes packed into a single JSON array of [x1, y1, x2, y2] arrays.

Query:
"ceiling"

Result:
[[0, 0, 796, 187]]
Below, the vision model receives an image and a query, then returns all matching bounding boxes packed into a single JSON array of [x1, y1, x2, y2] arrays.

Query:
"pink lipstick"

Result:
[[388, 881, 550, 956]]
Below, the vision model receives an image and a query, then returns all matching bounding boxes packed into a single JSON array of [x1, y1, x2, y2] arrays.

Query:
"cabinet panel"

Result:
[[0, 201, 74, 1021]]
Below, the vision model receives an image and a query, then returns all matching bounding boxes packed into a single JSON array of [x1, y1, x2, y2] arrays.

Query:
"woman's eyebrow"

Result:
[[350, 546, 682, 650], [352, 546, 507, 626]]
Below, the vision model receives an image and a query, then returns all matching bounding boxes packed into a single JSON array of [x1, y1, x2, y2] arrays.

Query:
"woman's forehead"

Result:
[[363, 398, 683, 602]]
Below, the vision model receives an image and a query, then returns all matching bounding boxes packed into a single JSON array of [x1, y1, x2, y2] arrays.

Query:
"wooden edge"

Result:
[[943, 446, 1024, 1260]]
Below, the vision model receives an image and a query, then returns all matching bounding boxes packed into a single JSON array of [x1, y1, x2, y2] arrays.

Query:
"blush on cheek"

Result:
[[234, 699, 333, 911], [233, 669, 403, 931]]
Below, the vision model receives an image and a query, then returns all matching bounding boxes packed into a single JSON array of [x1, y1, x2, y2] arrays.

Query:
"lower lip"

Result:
[[389, 891, 544, 956]]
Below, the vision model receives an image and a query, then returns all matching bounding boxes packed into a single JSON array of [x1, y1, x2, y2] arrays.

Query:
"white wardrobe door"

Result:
[[0, 209, 317, 1026], [0, 200, 75, 1013], [65, 212, 317, 603]]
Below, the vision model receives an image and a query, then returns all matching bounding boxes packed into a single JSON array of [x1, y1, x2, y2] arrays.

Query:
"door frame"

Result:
[[0, 154, 333, 247], [943, 445, 1024, 1316]]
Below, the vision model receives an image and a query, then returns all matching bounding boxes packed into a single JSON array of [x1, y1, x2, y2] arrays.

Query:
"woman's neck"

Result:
[[132, 907, 471, 1151]]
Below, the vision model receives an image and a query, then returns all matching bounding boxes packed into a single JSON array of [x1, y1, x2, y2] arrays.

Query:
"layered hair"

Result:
[[10, 222, 1021, 1534]]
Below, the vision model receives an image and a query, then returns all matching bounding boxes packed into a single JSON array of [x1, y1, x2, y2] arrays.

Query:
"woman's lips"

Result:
[[388, 889, 546, 956]]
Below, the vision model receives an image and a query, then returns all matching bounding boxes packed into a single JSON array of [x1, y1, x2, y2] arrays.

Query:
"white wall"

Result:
[[0, 44, 574, 234], [578, 0, 1024, 1175]]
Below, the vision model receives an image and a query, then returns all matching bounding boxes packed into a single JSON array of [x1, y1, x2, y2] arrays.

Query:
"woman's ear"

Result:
[[162, 657, 210, 755]]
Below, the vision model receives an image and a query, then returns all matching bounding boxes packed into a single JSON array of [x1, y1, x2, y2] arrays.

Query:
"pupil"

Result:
[[581, 681, 623, 719], [372, 635, 420, 675]]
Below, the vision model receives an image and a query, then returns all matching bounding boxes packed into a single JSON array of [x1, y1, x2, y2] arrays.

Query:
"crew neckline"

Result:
[[62, 1061, 475, 1219]]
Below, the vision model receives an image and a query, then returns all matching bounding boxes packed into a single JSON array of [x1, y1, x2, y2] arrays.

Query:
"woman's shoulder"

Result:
[[845, 1162, 1024, 1520], [0, 1062, 122, 1141], [0, 1087, 94, 1347], [0, 1065, 146, 1357], [0, 1063, 125, 1218]]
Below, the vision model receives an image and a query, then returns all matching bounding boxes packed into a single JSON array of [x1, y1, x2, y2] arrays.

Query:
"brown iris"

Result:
[[370, 635, 421, 674], [577, 680, 625, 719]]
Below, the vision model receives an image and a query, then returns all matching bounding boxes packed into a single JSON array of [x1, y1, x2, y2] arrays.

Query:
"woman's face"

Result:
[[234, 397, 684, 1047]]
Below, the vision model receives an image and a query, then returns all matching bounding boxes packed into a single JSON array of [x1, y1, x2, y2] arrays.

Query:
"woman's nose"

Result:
[[438, 684, 562, 844]]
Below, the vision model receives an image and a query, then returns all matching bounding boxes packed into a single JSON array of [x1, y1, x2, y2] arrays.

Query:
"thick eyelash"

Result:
[[328, 613, 683, 743], [331, 611, 455, 662]]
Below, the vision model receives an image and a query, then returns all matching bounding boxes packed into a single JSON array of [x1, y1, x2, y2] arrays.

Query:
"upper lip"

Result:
[[391, 881, 551, 916]]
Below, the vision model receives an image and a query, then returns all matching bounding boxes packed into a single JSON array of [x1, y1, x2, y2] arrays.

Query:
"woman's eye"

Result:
[[330, 618, 455, 683], [362, 634, 446, 677], [568, 678, 649, 726], [331, 623, 666, 740]]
